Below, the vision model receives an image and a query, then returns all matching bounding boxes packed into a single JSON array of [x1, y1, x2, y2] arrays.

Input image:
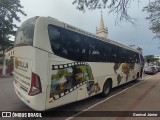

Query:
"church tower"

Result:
[[96, 12, 108, 38]]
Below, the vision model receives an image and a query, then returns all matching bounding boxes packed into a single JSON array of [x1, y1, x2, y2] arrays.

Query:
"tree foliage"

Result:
[[0, 0, 26, 50], [0, 0, 26, 49], [143, 0, 160, 39], [0, 0, 26, 39], [144, 55, 159, 64], [0, 0, 26, 75], [72, 0, 137, 24]]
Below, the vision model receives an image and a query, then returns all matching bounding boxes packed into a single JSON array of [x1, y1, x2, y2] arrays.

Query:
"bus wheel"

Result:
[[100, 80, 112, 97]]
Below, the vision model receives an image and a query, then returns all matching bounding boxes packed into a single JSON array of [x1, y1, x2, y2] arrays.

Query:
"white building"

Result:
[[5, 48, 14, 60]]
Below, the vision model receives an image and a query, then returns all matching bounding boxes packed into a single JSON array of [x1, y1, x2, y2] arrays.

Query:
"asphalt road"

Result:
[[0, 73, 159, 120]]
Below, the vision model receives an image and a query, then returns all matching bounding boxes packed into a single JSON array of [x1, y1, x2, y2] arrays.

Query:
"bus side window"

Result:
[[48, 25, 68, 57]]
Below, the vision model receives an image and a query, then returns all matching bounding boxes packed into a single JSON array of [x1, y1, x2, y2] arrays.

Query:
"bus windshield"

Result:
[[15, 17, 36, 46]]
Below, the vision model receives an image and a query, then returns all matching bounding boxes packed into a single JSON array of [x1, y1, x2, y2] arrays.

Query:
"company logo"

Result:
[[1, 112, 42, 118], [15, 58, 28, 69], [2, 112, 11, 117]]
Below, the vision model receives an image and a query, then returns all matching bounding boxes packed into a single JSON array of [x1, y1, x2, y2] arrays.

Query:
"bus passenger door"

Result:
[[77, 84, 87, 101]]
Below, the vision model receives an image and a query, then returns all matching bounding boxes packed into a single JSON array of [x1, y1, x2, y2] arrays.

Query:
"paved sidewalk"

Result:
[[68, 73, 160, 120]]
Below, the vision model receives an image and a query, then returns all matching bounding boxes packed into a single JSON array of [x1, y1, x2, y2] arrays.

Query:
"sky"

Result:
[[13, 0, 160, 56]]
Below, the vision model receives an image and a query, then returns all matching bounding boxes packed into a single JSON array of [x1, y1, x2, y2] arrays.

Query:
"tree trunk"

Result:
[[2, 49, 6, 77]]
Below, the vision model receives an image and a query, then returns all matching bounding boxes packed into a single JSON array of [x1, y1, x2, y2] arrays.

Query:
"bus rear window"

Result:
[[15, 17, 36, 46]]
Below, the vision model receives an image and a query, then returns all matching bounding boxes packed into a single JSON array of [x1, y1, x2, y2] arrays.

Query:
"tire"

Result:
[[100, 80, 112, 97]]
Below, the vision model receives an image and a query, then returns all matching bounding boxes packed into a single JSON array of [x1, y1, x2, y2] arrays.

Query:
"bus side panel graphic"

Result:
[[114, 63, 136, 85], [50, 62, 100, 100]]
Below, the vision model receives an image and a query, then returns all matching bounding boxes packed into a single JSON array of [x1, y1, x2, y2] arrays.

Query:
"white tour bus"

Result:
[[14, 16, 144, 111]]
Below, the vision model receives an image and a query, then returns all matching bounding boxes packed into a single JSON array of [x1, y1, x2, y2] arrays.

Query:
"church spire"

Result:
[[96, 11, 108, 38], [99, 10, 105, 29]]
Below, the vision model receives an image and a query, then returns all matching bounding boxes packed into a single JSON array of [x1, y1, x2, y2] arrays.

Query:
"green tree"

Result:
[[0, 0, 26, 76], [144, 55, 159, 65], [143, 0, 160, 39]]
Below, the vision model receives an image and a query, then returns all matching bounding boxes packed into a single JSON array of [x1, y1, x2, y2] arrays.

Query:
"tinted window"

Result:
[[48, 25, 140, 63], [15, 17, 36, 46]]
